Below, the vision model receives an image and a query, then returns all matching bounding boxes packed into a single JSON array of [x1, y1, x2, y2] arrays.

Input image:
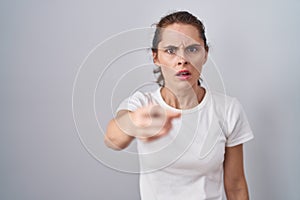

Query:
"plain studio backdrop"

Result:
[[1, 0, 299, 199]]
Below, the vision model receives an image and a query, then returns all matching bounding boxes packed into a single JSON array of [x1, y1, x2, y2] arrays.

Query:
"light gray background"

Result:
[[1, 0, 299, 199]]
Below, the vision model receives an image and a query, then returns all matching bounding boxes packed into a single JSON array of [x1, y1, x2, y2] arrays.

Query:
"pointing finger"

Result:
[[166, 109, 181, 119]]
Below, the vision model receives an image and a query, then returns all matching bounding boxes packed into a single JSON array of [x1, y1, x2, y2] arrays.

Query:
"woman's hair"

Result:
[[152, 11, 209, 86]]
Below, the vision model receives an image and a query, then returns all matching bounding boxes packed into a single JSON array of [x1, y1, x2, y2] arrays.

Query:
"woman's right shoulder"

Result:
[[116, 89, 159, 113], [127, 89, 158, 106]]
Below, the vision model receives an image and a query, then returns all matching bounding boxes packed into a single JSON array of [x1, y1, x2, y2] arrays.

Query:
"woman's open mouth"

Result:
[[175, 69, 192, 80]]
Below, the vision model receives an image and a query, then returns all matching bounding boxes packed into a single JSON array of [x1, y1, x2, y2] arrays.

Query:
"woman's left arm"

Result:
[[223, 144, 249, 200]]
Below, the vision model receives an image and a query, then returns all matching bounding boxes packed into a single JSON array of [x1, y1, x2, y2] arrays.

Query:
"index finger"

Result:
[[165, 109, 181, 119]]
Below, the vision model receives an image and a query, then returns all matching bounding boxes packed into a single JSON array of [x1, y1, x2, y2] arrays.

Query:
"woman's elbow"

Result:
[[104, 134, 127, 150], [104, 120, 132, 150]]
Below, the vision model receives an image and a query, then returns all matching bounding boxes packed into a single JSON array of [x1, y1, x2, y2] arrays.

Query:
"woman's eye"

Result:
[[186, 46, 199, 53], [165, 48, 176, 54]]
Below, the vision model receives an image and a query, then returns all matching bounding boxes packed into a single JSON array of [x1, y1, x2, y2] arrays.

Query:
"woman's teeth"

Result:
[[176, 71, 191, 76]]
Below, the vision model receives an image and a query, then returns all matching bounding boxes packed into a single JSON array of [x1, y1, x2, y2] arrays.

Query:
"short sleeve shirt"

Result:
[[116, 88, 254, 200]]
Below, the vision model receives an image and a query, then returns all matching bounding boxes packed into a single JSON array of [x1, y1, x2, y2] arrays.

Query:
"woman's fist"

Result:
[[128, 104, 181, 142]]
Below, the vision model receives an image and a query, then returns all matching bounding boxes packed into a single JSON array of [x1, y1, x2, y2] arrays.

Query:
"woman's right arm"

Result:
[[104, 110, 135, 150]]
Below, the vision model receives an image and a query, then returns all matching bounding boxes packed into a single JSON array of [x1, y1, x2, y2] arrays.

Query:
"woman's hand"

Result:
[[128, 104, 181, 142], [105, 104, 180, 150]]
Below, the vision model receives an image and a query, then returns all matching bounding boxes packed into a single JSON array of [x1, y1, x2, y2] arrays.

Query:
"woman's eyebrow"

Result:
[[162, 45, 178, 49], [186, 44, 202, 47], [162, 43, 202, 48]]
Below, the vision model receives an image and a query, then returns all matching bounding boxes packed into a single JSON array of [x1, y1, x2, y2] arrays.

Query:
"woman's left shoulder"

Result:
[[208, 90, 237, 109]]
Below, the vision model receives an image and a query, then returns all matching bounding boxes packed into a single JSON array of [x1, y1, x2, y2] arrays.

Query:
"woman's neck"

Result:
[[161, 85, 205, 110]]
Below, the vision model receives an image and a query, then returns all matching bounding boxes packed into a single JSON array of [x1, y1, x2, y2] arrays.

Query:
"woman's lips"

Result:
[[175, 69, 191, 80]]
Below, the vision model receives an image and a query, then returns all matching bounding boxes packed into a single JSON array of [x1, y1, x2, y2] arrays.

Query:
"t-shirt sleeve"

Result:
[[116, 91, 153, 114], [225, 98, 254, 147]]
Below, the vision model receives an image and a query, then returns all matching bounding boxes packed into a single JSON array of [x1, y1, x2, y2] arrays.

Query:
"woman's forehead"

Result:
[[159, 34, 202, 47], [159, 23, 203, 46], [159, 37, 201, 47]]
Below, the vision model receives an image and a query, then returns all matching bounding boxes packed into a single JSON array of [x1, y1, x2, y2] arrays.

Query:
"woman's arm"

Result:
[[104, 110, 135, 150], [223, 144, 249, 200], [104, 105, 181, 150]]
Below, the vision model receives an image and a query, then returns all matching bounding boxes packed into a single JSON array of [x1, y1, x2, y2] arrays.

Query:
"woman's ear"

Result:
[[202, 51, 208, 65], [152, 51, 160, 66]]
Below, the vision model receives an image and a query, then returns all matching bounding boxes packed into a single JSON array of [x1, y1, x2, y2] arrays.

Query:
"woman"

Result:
[[105, 11, 253, 200]]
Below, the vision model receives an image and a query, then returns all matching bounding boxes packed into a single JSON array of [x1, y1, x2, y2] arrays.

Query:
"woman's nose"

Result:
[[176, 49, 189, 65], [177, 55, 189, 65]]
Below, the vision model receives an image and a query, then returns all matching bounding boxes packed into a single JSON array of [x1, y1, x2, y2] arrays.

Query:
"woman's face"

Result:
[[153, 23, 208, 89]]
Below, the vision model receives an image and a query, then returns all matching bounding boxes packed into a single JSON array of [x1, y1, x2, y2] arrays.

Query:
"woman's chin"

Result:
[[165, 80, 196, 90]]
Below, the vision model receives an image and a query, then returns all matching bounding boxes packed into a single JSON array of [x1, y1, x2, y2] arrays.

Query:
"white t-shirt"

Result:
[[116, 87, 254, 200]]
